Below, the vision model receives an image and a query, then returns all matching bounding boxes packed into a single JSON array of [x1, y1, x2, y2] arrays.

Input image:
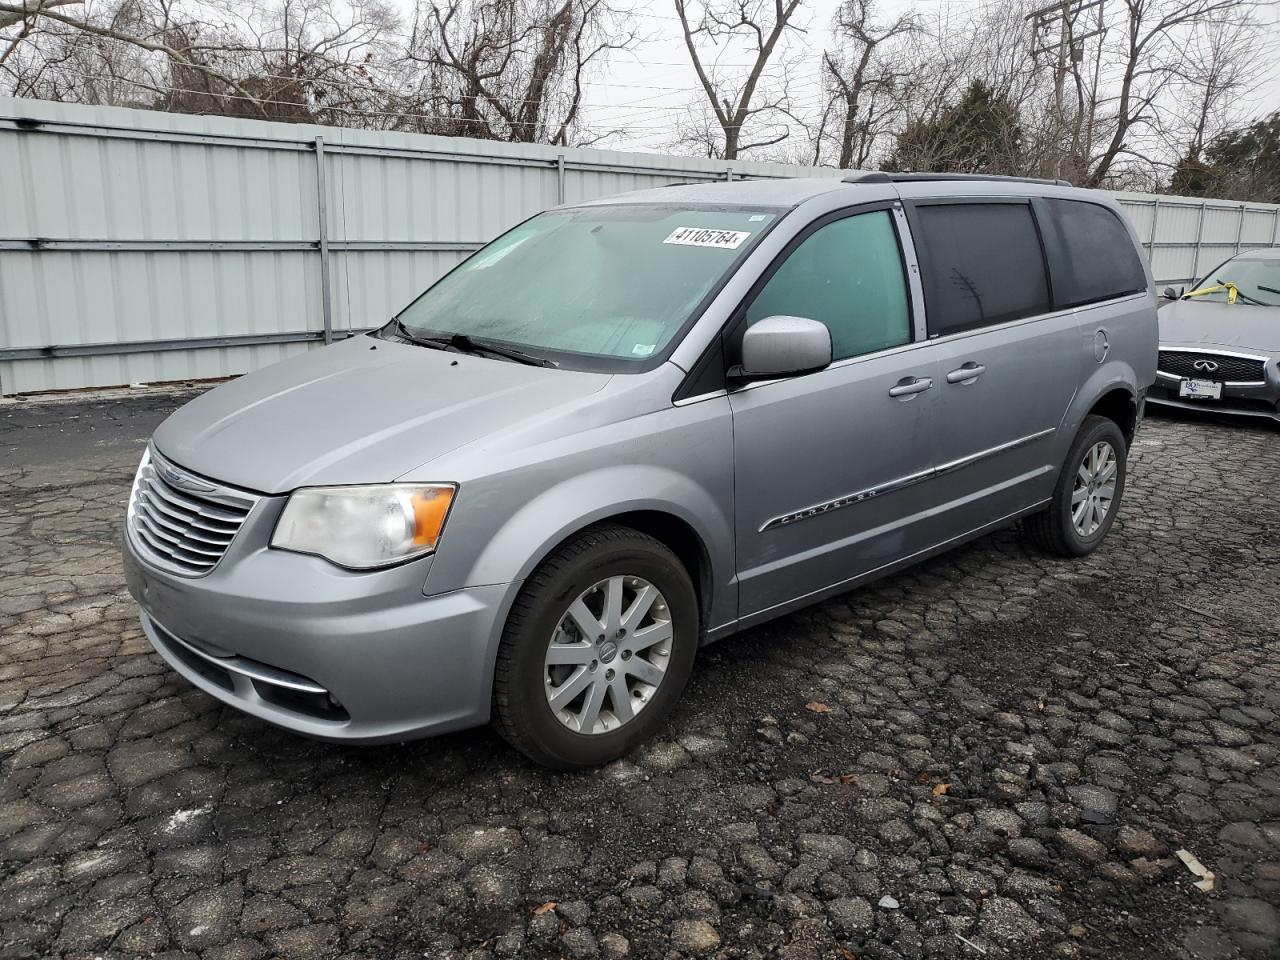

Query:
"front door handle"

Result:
[[888, 376, 933, 399], [946, 362, 987, 384]]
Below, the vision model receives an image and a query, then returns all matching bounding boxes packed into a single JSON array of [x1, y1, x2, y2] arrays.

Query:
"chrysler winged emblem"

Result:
[[162, 464, 216, 494]]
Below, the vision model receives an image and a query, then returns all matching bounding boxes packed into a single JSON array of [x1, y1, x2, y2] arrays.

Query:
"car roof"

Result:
[[570, 177, 850, 209], [568, 174, 1114, 210], [1231, 247, 1280, 261]]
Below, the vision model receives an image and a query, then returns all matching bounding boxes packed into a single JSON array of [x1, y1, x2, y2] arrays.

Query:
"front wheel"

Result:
[[492, 524, 699, 769], [1024, 415, 1128, 557]]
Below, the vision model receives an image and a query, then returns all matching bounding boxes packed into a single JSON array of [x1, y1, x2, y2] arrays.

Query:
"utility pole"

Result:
[[1027, 0, 1106, 181]]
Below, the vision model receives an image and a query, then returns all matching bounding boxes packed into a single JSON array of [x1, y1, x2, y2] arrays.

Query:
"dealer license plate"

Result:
[[1179, 378, 1222, 399]]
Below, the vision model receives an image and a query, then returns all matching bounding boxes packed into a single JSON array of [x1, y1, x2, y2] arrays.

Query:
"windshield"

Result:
[[1188, 256, 1280, 306], [392, 204, 780, 368]]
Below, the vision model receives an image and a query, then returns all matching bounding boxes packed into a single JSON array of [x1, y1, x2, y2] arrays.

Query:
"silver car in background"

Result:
[[1150, 248, 1280, 422], [123, 173, 1158, 768]]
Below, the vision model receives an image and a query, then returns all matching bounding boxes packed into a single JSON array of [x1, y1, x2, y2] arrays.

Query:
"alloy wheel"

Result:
[[543, 575, 673, 734], [1071, 440, 1118, 537]]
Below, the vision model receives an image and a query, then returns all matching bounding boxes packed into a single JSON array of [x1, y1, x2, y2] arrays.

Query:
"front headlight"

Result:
[[271, 484, 456, 570]]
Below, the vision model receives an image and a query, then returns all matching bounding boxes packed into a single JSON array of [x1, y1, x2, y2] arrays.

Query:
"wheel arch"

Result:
[[1060, 362, 1141, 450], [460, 464, 734, 638], [594, 510, 715, 636], [1087, 386, 1140, 446]]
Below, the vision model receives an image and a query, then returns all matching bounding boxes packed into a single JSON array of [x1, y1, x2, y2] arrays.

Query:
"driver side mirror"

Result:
[[737, 315, 833, 380], [1161, 286, 1183, 300]]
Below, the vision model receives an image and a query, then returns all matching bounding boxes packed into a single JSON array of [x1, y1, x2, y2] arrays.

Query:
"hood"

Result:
[[153, 336, 611, 493], [1158, 298, 1280, 353]]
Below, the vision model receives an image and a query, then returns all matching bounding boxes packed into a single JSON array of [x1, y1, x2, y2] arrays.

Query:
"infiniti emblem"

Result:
[[162, 464, 216, 494], [1192, 359, 1219, 373]]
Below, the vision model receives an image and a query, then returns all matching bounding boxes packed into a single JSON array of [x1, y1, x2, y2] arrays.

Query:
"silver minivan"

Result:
[[123, 173, 1158, 768]]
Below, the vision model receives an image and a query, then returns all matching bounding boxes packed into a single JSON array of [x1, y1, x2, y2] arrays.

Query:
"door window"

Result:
[[1041, 199, 1147, 307], [745, 210, 911, 361], [912, 203, 1051, 337]]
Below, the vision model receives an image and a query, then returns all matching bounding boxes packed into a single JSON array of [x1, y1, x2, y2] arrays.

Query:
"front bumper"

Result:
[[1148, 348, 1280, 422], [124, 525, 511, 744], [1147, 374, 1280, 422]]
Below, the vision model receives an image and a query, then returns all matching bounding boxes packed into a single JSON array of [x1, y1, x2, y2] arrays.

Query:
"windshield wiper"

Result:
[[389, 318, 449, 350], [1258, 284, 1280, 297], [388, 321, 556, 367], [437, 333, 558, 367], [1216, 279, 1267, 306]]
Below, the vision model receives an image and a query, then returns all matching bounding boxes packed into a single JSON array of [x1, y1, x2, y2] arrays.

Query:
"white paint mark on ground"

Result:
[[164, 805, 212, 833]]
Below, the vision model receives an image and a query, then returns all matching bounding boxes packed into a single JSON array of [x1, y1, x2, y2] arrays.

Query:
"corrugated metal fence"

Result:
[[2, 97, 1278, 395]]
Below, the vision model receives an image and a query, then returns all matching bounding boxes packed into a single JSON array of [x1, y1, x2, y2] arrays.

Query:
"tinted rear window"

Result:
[[1042, 199, 1147, 306], [913, 202, 1051, 337]]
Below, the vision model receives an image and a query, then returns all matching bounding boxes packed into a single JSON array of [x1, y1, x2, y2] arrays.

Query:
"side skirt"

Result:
[[702, 497, 1052, 644]]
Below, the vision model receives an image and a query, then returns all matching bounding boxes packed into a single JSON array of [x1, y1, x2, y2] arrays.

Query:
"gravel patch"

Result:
[[1, 395, 1278, 959]]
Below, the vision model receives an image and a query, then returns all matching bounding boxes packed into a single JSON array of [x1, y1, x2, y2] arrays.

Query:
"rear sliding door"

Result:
[[904, 199, 1084, 539]]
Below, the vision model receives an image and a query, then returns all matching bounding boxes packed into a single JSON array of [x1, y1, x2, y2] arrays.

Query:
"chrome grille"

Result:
[[1158, 350, 1267, 383], [128, 449, 258, 576]]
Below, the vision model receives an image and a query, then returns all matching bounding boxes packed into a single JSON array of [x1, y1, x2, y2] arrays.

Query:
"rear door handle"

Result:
[[888, 376, 933, 398], [946, 362, 987, 384]]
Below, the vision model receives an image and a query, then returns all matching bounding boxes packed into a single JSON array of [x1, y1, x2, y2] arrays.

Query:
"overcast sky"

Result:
[[573, 0, 1280, 161]]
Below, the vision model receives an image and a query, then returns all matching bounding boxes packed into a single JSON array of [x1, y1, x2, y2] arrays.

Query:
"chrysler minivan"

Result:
[[123, 173, 1158, 768]]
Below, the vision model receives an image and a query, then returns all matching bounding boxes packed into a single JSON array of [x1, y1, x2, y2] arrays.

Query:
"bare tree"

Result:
[[404, 0, 637, 143], [2, 0, 639, 142], [1169, 11, 1273, 164], [1078, 0, 1262, 186], [869, 0, 1269, 187], [673, 0, 804, 159], [1, 0, 400, 122], [819, 0, 917, 168]]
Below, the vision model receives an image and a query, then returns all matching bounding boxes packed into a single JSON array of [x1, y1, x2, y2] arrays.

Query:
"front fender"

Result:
[[439, 464, 736, 632]]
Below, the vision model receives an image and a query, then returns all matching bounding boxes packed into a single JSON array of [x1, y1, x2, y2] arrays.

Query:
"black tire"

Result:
[[1024, 415, 1128, 558], [492, 524, 699, 769]]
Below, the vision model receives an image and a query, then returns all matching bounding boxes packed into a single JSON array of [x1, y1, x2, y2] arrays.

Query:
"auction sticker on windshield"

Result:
[[664, 227, 752, 249]]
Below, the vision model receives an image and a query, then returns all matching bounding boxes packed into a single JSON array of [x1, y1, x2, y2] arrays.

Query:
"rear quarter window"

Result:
[[1040, 199, 1147, 307], [910, 202, 1051, 337]]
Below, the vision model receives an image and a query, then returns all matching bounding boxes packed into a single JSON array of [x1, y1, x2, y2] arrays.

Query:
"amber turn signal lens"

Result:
[[411, 487, 454, 547]]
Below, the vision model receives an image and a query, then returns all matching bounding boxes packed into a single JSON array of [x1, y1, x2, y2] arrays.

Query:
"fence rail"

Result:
[[2, 97, 1278, 395]]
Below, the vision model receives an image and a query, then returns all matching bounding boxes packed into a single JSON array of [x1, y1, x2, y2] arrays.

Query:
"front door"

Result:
[[728, 208, 941, 621]]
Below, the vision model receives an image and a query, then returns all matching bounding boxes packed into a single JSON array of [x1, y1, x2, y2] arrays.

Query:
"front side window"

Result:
[[1190, 255, 1280, 306], [744, 210, 911, 361], [912, 202, 1051, 337], [393, 204, 779, 368], [1042, 199, 1147, 306]]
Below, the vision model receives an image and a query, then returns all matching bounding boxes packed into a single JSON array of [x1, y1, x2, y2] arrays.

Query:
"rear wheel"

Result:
[[1024, 415, 1127, 557], [492, 524, 698, 769]]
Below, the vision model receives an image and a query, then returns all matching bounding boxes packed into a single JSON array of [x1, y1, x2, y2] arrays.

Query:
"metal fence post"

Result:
[[313, 135, 334, 346], [1145, 198, 1161, 283], [557, 154, 566, 205], [1191, 201, 1207, 283], [1234, 202, 1245, 255], [725, 167, 733, 182], [1273, 208, 1279, 249]]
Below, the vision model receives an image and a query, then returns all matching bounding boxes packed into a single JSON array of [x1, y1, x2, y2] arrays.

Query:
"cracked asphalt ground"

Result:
[[2, 389, 1279, 960]]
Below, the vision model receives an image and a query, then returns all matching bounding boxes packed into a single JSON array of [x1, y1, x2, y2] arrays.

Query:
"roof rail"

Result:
[[842, 171, 1072, 187]]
